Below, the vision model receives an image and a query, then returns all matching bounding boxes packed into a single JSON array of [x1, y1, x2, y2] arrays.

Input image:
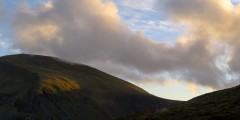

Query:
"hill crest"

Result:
[[0, 54, 180, 120]]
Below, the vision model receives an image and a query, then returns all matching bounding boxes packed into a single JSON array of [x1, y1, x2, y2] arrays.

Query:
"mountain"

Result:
[[0, 54, 180, 120], [118, 85, 240, 120]]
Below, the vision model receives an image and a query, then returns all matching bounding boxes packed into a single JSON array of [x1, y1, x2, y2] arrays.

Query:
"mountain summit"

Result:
[[0, 54, 179, 120]]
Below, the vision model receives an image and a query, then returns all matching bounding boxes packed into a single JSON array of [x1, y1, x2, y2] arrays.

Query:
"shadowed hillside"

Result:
[[0, 54, 180, 120], [118, 85, 240, 120]]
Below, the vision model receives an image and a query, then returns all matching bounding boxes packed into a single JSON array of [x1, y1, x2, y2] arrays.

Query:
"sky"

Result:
[[0, 0, 240, 100]]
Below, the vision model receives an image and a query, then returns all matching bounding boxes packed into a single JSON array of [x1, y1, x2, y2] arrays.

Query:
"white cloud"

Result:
[[0, 34, 21, 55]]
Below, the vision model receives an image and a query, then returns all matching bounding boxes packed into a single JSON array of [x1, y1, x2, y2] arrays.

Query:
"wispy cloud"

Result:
[[110, 0, 183, 42], [113, 0, 156, 12], [0, 34, 20, 55]]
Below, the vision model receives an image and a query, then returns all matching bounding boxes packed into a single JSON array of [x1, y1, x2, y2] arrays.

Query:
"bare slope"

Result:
[[0, 54, 180, 120]]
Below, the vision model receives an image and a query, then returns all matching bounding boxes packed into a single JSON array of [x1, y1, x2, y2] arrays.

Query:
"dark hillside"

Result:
[[118, 85, 240, 120], [0, 54, 180, 120]]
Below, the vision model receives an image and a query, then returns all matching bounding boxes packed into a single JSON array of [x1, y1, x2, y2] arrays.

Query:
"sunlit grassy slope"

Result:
[[118, 85, 240, 120], [0, 54, 180, 120]]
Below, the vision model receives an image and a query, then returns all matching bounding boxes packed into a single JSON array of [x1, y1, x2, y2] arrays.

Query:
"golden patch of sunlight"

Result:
[[219, 0, 234, 11], [177, 35, 193, 46], [90, 0, 118, 17], [187, 82, 199, 94], [44, 0, 54, 9], [38, 74, 80, 94]]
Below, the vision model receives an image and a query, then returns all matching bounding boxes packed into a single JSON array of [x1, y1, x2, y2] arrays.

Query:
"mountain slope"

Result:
[[0, 54, 180, 120], [118, 85, 240, 120]]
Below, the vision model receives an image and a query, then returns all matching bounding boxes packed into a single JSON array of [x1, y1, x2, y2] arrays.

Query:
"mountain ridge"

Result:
[[118, 83, 240, 120], [0, 54, 181, 120]]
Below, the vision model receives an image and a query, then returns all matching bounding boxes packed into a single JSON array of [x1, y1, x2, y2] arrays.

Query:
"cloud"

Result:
[[0, 34, 20, 55], [113, 0, 156, 12], [187, 83, 199, 94], [156, 0, 240, 88], [109, 0, 182, 42], [1, 0, 240, 90]]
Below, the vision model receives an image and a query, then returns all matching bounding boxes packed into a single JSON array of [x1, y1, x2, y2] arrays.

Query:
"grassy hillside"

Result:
[[118, 85, 240, 120], [0, 54, 180, 120]]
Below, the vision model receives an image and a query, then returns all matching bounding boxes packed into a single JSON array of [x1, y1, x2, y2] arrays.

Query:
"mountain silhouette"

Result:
[[119, 84, 240, 120], [0, 54, 180, 120]]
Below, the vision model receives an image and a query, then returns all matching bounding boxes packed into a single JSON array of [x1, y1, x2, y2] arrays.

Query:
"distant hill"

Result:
[[0, 54, 180, 120], [118, 85, 240, 120]]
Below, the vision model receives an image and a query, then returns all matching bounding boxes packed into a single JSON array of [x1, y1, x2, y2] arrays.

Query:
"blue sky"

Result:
[[232, 0, 240, 4], [113, 0, 184, 43]]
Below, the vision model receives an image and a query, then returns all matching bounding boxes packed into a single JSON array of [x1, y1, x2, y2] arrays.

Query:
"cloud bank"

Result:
[[156, 0, 240, 88], [1, 0, 240, 90]]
